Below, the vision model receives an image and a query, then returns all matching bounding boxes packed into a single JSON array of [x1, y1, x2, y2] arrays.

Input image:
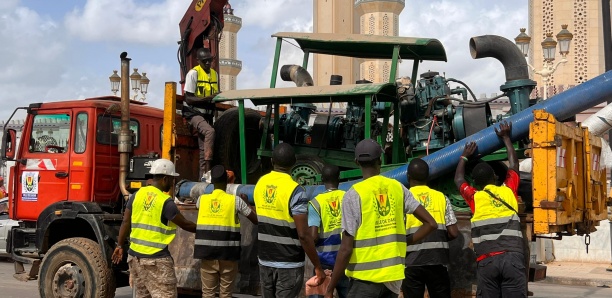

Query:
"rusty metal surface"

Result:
[[448, 212, 477, 295], [169, 204, 261, 295], [168, 204, 201, 291]]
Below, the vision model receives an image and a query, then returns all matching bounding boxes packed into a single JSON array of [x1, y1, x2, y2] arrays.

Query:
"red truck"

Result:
[[0, 1, 232, 297]]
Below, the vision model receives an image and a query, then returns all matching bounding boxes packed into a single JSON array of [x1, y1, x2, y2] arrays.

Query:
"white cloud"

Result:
[[0, 6, 68, 118], [64, 0, 188, 45], [0, 0, 19, 12], [398, 0, 528, 97]]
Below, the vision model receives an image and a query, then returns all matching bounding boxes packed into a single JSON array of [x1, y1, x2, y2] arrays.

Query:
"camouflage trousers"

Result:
[[128, 255, 178, 298]]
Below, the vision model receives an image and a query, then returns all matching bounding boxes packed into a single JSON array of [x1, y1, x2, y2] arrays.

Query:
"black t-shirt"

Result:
[[125, 190, 180, 258]]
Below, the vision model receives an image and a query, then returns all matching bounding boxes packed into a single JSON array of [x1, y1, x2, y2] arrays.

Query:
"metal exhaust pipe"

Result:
[[119, 52, 132, 199], [280, 65, 314, 87]]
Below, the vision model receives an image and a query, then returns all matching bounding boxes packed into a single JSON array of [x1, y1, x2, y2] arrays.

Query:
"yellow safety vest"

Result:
[[254, 171, 304, 263], [129, 186, 177, 255], [194, 189, 241, 260], [346, 176, 406, 283], [405, 185, 449, 266], [193, 65, 219, 97], [471, 185, 523, 256], [309, 189, 345, 267]]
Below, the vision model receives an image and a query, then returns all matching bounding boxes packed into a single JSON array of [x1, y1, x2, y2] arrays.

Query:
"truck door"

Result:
[[14, 112, 72, 221]]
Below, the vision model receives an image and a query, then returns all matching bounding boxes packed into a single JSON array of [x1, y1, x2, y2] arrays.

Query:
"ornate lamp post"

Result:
[[515, 25, 574, 100], [109, 70, 121, 95], [110, 68, 149, 101], [140, 72, 150, 101], [130, 68, 142, 100]]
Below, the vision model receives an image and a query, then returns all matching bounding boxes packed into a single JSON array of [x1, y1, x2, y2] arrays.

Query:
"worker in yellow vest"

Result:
[[254, 143, 326, 297], [403, 158, 459, 298], [454, 121, 526, 297], [307, 164, 349, 298], [183, 48, 219, 176], [112, 159, 197, 298], [324, 139, 437, 298], [195, 165, 258, 298]]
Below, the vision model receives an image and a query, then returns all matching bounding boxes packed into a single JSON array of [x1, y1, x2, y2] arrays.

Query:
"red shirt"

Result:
[[459, 169, 520, 214]]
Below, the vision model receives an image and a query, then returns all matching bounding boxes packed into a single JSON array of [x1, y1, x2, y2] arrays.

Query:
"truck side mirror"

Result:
[[2, 129, 17, 160]]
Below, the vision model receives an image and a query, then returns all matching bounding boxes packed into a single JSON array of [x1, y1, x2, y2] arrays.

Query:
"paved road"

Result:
[[1, 260, 612, 297]]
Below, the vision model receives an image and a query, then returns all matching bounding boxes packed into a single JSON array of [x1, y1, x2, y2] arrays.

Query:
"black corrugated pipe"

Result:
[[280, 64, 314, 87], [469, 35, 530, 81]]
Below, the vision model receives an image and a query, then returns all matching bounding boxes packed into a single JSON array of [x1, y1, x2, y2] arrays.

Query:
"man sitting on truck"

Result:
[[454, 121, 526, 298], [183, 48, 219, 176], [112, 158, 197, 298], [194, 165, 258, 298]]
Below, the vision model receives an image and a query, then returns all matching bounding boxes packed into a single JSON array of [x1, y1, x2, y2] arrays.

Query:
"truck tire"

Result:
[[38, 237, 115, 298], [214, 107, 270, 183]]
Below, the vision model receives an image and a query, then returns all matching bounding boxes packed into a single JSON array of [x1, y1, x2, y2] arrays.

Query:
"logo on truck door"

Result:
[[21, 171, 39, 202]]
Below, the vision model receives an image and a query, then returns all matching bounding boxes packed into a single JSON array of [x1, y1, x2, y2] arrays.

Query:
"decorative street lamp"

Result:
[[140, 72, 150, 101], [515, 28, 531, 57], [515, 25, 573, 100], [130, 68, 142, 100], [109, 70, 121, 95], [110, 68, 149, 101]]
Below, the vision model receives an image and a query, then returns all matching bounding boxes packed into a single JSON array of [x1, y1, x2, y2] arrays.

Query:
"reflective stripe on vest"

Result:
[[310, 189, 345, 267], [194, 189, 241, 260], [405, 185, 449, 266], [471, 185, 523, 256], [346, 176, 406, 283], [194, 65, 219, 97], [254, 171, 304, 263], [130, 186, 177, 255]]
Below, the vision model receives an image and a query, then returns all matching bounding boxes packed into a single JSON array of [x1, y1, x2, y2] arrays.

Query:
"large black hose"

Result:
[[470, 35, 530, 81]]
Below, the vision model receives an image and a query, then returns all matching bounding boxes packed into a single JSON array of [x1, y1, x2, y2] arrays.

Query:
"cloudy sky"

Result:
[[0, 0, 527, 121]]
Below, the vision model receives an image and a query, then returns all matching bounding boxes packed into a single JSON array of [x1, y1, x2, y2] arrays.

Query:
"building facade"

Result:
[[313, 0, 404, 85], [528, 0, 610, 121]]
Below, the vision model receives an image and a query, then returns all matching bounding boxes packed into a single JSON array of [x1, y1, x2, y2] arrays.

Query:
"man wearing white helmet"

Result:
[[112, 159, 196, 298]]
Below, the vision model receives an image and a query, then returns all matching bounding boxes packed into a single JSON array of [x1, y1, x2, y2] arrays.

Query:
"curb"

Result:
[[537, 276, 612, 288]]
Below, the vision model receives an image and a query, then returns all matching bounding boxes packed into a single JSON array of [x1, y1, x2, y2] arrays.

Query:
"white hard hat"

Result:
[[148, 159, 180, 177]]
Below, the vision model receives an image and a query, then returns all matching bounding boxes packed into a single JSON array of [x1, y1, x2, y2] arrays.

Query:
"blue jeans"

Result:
[[308, 264, 349, 298]]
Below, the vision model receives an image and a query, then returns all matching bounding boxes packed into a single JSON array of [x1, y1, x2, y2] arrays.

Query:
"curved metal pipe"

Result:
[[119, 52, 132, 199], [470, 35, 530, 81], [177, 70, 612, 203], [280, 64, 314, 87]]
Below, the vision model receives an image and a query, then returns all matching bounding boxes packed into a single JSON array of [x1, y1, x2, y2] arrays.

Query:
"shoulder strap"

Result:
[[484, 189, 518, 214]]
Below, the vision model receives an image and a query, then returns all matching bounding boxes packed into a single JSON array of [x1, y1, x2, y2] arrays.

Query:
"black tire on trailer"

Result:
[[38, 237, 115, 298], [214, 107, 269, 184], [291, 155, 326, 186]]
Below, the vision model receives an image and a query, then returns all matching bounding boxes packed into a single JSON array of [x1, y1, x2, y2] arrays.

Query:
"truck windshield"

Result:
[[28, 114, 71, 153]]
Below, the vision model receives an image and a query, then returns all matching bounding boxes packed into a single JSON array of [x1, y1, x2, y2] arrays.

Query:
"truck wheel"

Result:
[[214, 107, 270, 184], [291, 155, 325, 185], [38, 237, 115, 298]]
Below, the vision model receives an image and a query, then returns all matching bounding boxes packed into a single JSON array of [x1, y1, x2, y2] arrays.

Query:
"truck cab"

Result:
[[2, 97, 165, 297]]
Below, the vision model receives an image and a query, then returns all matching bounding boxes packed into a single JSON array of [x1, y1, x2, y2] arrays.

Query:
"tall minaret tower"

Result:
[[219, 2, 242, 101], [313, 0, 359, 86], [355, 0, 405, 83]]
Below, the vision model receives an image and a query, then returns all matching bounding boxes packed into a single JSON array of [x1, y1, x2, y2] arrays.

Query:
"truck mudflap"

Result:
[[169, 204, 260, 295]]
